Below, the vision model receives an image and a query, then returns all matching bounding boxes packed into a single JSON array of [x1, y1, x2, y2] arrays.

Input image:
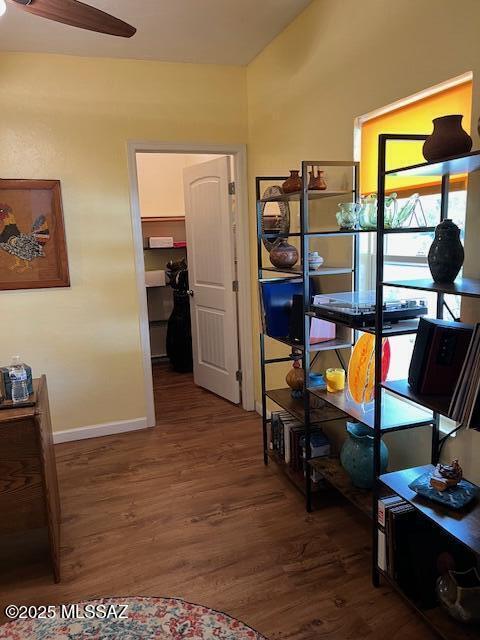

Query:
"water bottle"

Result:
[[9, 356, 29, 403]]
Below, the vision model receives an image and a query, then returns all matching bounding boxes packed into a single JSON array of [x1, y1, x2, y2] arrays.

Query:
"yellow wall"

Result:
[[247, 0, 480, 482], [0, 52, 247, 432]]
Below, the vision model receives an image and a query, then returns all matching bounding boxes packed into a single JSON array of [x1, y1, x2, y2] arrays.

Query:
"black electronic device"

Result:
[[289, 294, 304, 344], [312, 290, 428, 329], [408, 318, 473, 396]]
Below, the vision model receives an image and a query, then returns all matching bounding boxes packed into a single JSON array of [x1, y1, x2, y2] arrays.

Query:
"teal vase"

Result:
[[340, 422, 388, 489]]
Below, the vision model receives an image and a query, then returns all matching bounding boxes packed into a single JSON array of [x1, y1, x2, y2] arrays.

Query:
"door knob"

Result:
[[187, 289, 194, 297]]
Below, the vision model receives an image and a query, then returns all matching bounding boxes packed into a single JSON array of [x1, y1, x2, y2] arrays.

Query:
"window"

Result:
[[357, 77, 473, 426]]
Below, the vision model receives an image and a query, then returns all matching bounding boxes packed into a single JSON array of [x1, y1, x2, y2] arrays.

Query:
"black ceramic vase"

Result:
[[428, 219, 464, 283], [423, 115, 472, 162]]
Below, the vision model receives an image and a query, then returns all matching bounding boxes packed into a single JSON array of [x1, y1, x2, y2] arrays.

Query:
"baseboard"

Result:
[[53, 417, 150, 444]]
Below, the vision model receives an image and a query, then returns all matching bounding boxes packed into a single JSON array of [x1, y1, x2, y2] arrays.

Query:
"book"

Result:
[[377, 495, 404, 529], [449, 323, 480, 428], [386, 503, 416, 580], [300, 430, 331, 460], [377, 530, 387, 572]]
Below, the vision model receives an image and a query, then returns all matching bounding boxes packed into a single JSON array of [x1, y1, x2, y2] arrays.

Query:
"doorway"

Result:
[[127, 143, 254, 425]]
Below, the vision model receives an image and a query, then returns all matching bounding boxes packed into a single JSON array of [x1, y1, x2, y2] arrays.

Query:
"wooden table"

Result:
[[0, 376, 61, 582]]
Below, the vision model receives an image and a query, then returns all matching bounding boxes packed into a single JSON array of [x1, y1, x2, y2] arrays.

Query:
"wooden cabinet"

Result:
[[0, 376, 61, 582]]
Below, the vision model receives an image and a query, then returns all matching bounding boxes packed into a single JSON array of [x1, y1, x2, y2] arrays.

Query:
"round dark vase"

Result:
[[423, 115, 472, 162], [269, 238, 299, 269], [428, 219, 464, 283]]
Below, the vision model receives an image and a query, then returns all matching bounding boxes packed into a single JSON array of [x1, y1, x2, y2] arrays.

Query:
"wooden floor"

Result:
[[0, 363, 435, 639]]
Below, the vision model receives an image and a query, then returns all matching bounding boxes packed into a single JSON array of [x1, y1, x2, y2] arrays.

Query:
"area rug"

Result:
[[0, 597, 267, 639]]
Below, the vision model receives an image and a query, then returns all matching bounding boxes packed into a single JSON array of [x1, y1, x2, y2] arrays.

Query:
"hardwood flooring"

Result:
[[0, 363, 435, 639]]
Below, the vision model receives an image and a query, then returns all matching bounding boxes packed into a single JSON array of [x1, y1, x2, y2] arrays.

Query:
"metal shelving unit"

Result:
[[256, 146, 480, 638], [256, 161, 359, 511], [372, 137, 480, 640]]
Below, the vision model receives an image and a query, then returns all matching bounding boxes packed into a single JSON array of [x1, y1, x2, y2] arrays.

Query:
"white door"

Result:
[[183, 157, 240, 404]]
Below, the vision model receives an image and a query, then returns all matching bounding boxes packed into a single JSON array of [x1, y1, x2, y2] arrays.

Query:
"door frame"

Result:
[[127, 141, 254, 425]]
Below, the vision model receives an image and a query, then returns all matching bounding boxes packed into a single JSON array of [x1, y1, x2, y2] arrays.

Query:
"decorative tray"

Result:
[[409, 472, 478, 510]]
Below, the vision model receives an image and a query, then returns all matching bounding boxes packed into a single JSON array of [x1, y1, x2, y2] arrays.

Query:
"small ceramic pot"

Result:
[[282, 170, 302, 194], [269, 238, 299, 269], [340, 422, 388, 489], [309, 372, 326, 390], [437, 568, 480, 624], [308, 169, 327, 191], [308, 251, 324, 271], [423, 114, 472, 162], [428, 219, 464, 283]]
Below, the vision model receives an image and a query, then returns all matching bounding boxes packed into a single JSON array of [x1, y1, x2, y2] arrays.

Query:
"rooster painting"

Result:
[[0, 203, 50, 273]]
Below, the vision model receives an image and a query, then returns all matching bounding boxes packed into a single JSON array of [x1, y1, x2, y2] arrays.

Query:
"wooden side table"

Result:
[[0, 375, 61, 582]]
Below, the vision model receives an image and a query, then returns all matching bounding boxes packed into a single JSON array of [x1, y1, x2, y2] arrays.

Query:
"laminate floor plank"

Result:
[[0, 363, 436, 639]]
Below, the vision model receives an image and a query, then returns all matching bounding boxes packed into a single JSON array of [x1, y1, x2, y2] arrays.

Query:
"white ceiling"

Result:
[[0, 0, 311, 65]]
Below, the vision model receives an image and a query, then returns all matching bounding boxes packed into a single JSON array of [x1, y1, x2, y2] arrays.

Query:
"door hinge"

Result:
[[228, 181, 236, 195], [236, 370, 243, 383], [232, 280, 239, 292]]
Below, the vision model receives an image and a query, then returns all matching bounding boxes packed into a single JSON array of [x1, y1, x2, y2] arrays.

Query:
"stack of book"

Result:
[[377, 495, 415, 584], [271, 411, 330, 485], [449, 322, 480, 429]]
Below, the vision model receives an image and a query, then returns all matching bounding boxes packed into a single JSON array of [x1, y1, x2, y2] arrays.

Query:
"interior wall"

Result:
[[137, 153, 219, 218], [246, 0, 480, 482], [0, 52, 247, 433]]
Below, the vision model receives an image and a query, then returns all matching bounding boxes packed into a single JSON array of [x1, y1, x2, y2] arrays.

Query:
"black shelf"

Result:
[[265, 334, 353, 353], [371, 135, 480, 640], [308, 309, 422, 337], [383, 277, 480, 299], [262, 227, 434, 240], [260, 266, 353, 277], [308, 386, 434, 432], [309, 457, 372, 517], [257, 160, 360, 512], [381, 379, 453, 419], [266, 388, 345, 425], [383, 226, 436, 235], [385, 149, 480, 178], [259, 189, 353, 202]]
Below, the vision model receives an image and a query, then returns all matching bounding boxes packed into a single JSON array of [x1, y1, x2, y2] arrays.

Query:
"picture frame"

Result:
[[0, 179, 70, 290]]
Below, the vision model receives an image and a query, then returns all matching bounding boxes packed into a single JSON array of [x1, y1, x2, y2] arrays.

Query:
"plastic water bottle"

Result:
[[9, 356, 29, 403]]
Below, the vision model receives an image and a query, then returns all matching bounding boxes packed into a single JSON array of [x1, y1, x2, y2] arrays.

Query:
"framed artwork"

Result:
[[0, 179, 70, 290]]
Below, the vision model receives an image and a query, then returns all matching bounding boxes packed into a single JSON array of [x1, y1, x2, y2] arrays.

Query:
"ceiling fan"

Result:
[[0, 0, 136, 38]]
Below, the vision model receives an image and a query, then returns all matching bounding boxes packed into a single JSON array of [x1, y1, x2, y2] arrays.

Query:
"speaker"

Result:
[[409, 318, 473, 395], [289, 294, 304, 344]]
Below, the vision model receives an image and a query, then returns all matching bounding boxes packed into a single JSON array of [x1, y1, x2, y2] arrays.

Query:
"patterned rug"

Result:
[[0, 597, 267, 639]]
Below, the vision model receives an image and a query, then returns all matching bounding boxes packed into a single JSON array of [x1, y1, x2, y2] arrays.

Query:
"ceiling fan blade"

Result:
[[9, 0, 136, 38]]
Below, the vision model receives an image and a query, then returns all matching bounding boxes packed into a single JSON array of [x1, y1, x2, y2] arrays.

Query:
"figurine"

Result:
[[430, 459, 463, 492]]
